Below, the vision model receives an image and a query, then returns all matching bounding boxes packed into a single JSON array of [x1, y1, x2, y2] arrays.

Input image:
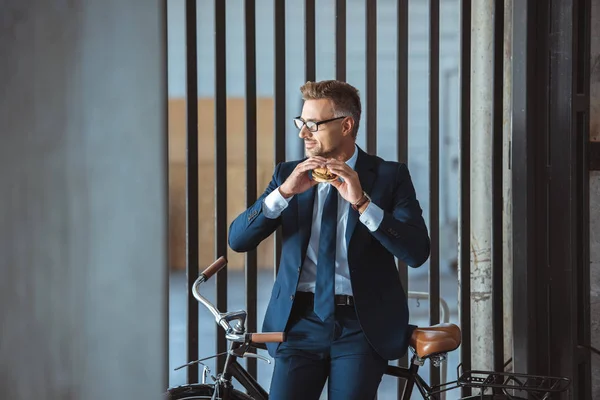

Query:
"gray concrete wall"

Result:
[[0, 1, 168, 399], [502, 0, 514, 369], [590, 1, 600, 398], [469, 0, 495, 371]]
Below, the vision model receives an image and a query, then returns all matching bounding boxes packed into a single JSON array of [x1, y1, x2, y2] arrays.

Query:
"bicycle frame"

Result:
[[213, 342, 450, 400], [216, 341, 268, 400], [214, 349, 434, 400], [225, 360, 268, 400], [387, 361, 427, 400], [385, 357, 459, 400]]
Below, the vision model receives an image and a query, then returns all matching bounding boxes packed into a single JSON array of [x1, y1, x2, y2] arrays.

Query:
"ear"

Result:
[[341, 116, 354, 137]]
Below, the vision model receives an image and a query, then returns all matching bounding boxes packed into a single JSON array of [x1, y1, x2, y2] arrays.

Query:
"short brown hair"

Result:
[[300, 80, 362, 138]]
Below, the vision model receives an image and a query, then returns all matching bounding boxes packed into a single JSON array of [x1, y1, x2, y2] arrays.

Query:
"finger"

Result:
[[326, 165, 356, 179], [309, 158, 328, 166], [298, 159, 322, 168], [299, 159, 328, 171], [325, 160, 351, 173], [302, 157, 327, 166], [329, 179, 343, 189], [297, 161, 326, 173], [325, 159, 346, 167]]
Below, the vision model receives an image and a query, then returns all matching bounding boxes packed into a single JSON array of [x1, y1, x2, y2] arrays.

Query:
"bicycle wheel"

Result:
[[166, 384, 255, 400]]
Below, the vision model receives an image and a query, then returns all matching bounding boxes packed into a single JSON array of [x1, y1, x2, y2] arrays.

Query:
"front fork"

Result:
[[210, 342, 238, 400], [211, 380, 234, 400]]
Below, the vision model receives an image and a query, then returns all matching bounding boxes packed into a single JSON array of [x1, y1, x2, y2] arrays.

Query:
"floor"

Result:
[[168, 267, 462, 399]]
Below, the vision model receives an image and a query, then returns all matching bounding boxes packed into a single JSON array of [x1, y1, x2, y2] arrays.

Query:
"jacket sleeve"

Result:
[[370, 163, 431, 268], [228, 163, 283, 253]]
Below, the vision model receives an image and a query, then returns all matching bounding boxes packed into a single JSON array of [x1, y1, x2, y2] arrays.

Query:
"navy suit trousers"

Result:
[[269, 299, 388, 400]]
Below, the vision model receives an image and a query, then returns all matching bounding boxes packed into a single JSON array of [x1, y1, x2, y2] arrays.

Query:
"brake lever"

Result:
[[240, 352, 271, 364]]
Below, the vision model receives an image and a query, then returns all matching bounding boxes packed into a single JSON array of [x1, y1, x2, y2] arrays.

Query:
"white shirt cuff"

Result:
[[262, 188, 293, 219], [359, 201, 384, 232]]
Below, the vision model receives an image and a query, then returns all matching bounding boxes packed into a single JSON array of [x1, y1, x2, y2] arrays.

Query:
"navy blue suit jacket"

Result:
[[228, 147, 430, 360]]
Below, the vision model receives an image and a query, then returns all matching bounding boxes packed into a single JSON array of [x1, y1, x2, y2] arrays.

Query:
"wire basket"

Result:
[[456, 364, 570, 400]]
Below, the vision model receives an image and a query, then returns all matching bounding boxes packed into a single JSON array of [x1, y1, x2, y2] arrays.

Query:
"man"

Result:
[[228, 80, 430, 399]]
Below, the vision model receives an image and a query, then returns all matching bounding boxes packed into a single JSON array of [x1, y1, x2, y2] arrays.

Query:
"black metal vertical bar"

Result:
[[534, 1, 550, 375], [397, 1, 409, 397], [366, 0, 377, 154], [577, 110, 592, 399], [548, 0, 582, 391], [305, 0, 316, 82], [184, 0, 199, 385], [397, 0, 408, 167], [492, 0, 505, 374], [274, 0, 286, 275], [335, 0, 346, 82], [428, 0, 440, 388], [459, 0, 471, 395], [244, 0, 258, 379], [511, 0, 536, 377], [214, 0, 228, 373], [533, 1, 551, 377], [575, 0, 591, 397]]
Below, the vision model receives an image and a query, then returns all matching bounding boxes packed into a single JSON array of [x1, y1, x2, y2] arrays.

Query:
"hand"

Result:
[[279, 156, 328, 197], [325, 159, 364, 204]]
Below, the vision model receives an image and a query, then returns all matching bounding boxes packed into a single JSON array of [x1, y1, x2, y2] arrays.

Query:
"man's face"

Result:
[[298, 99, 344, 158]]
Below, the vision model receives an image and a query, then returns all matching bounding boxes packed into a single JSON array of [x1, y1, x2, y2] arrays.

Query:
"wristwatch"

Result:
[[351, 191, 371, 212]]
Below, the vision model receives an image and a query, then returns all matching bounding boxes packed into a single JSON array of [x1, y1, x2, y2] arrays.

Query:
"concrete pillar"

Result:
[[470, 0, 494, 371], [590, 1, 600, 398], [0, 2, 168, 399], [502, 0, 514, 371]]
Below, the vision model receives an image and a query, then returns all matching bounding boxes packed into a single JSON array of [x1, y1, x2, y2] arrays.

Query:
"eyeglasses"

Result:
[[293, 116, 346, 132]]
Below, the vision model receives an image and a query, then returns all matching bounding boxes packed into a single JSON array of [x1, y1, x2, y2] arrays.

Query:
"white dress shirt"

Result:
[[262, 145, 384, 295]]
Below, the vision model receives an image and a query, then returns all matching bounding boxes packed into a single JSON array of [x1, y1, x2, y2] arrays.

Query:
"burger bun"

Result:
[[312, 167, 338, 183]]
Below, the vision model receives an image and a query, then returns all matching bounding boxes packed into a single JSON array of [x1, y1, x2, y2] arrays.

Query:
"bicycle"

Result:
[[166, 257, 571, 400]]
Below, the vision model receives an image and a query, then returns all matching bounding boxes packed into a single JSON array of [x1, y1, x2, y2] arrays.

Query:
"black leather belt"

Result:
[[295, 291, 355, 307]]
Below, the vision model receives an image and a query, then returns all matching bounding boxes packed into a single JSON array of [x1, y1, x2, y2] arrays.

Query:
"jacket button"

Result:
[[290, 295, 295, 301], [297, 267, 301, 273]]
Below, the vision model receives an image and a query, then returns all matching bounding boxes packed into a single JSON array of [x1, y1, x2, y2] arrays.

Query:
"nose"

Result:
[[299, 126, 311, 139]]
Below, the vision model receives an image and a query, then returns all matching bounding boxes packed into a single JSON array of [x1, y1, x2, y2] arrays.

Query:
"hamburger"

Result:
[[312, 167, 338, 183]]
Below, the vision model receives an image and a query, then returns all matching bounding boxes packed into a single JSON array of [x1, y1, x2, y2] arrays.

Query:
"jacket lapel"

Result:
[[345, 147, 377, 246]]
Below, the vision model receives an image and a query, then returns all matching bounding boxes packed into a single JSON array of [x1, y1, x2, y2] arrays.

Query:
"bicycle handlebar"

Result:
[[201, 256, 228, 280], [192, 257, 286, 348], [247, 332, 286, 344]]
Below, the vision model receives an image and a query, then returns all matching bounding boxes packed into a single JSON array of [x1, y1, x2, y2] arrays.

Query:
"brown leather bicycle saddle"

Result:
[[409, 323, 461, 359]]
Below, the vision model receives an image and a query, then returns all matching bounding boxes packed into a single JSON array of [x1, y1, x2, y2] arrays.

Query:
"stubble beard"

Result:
[[306, 145, 338, 159]]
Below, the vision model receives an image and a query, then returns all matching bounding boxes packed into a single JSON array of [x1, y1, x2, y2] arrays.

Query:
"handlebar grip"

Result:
[[248, 332, 287, 343], [201, 256, 228, 280]]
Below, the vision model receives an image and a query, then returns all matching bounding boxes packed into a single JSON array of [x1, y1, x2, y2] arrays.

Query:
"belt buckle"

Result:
[[339, 295, 352, 306]]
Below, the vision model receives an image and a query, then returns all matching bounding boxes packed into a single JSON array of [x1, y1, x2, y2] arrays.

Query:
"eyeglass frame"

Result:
[[293, 116, 348, 132]]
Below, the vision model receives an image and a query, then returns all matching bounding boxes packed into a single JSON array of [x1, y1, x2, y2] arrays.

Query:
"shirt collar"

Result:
[[345, 144, 359, 171]]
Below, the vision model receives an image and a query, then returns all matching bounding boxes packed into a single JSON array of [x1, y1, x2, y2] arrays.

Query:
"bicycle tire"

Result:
[[460, 395, 527, 400], [166, 384, 255, 400]]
